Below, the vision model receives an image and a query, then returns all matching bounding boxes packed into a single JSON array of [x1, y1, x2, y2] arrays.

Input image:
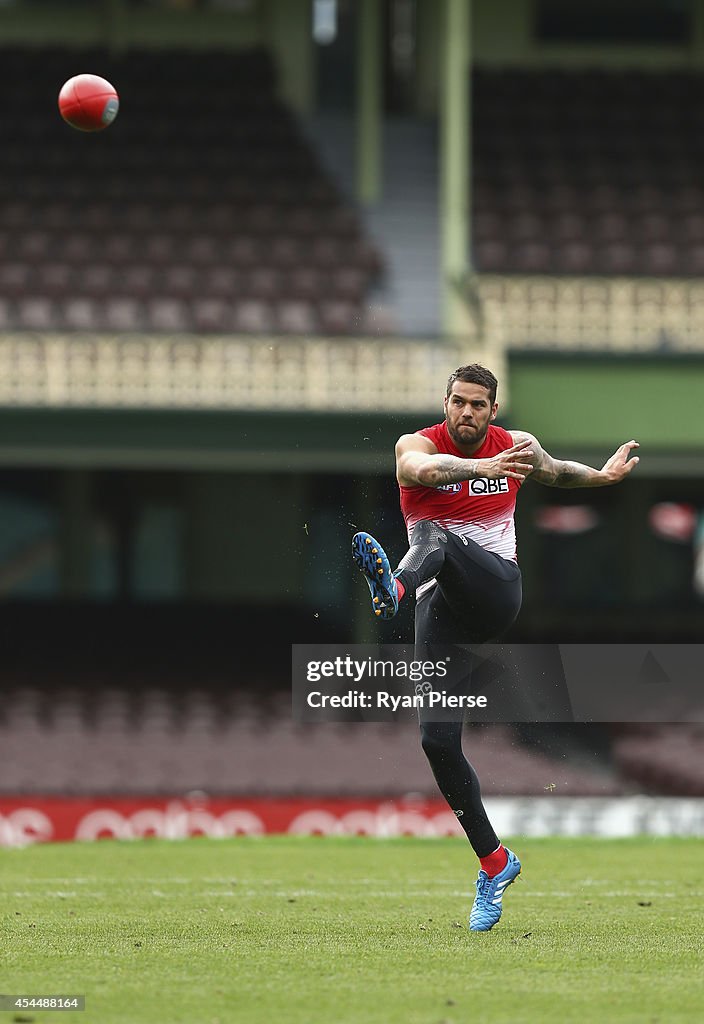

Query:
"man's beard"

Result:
[[447, 419, 488, 449]]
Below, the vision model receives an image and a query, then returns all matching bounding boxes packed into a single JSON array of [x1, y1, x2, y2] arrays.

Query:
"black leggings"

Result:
[[395, 520, 523, 857], [395, 520, 523, 645]]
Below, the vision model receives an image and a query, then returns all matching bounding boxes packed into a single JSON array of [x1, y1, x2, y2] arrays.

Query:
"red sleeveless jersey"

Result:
[[399, 421, 522, 562]]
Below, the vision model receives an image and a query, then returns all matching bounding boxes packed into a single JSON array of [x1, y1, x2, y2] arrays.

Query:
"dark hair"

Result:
[[446, 364, 498, 404]]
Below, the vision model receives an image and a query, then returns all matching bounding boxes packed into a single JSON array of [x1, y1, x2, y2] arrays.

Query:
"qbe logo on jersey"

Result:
[[469, 477, 510, 495]]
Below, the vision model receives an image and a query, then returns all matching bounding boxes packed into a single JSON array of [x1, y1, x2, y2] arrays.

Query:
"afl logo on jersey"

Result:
[[436, 483, 462, 493], [470, 478, 510, 495]]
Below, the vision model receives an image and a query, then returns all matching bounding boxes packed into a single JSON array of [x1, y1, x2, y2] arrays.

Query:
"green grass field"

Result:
[[1, 836, 702, 1024]]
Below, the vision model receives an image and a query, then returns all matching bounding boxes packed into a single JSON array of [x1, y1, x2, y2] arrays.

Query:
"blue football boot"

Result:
[[469, 848, 522, 932], [352, 531, 399, 619]]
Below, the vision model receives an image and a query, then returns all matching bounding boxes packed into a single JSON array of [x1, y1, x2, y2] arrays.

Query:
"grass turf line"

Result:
[[1, 836, 702, 1024]]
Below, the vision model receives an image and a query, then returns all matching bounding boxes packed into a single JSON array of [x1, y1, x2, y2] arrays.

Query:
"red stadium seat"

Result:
[[513, 241, 551, 273], [286, 267, 322, 300], [160, 204, 199, 232], [638, 213, 671, 244], [36, 262, 73, 296], [42, 202, 74, 230], [242, 204, 278, 235], [122, 203, 159, 231], [184, 235, 221, 266], [98, 234, 134, 264], [1, 200, 31, 226], [641, 243, 679, 276], [234, 299, 274, 333], [162, 265, 201, 299], [224, 237, 262, 268], [104, 297, 145, 331], [593, 212, 629, 243], [191, 298, 233, 332], [201, 266, 241, 298], [269, 237, 303, 268], [475, 239, 509, 273], [17, 296, 55, 330], [512, 212, 543, 242], [685, 245, 704, 275], [0, 297, 12, 329], [0, 262, 33, 296], [474, 210, 504, 241], [120, 265, 158, 299], [275, 300, 316, 335], [143, 233, 175, 265], [77, 264, 114, 297], [62, 232, 97, 263], [81, 203, 114, 230], [283, 206, 324, 237], [329, 267, 367, 302], [61, 297, 99, 331], [555, 240, 593, 274], [18, 230, 52, 260], [548, 212, 587, 244], [681, 214, 704, 243], [146, 297, 190, 332], [598, 242, 638, 275], [318, 300, 359, 335], [309, 238, 344, 268], [248, 267, 281, 300]]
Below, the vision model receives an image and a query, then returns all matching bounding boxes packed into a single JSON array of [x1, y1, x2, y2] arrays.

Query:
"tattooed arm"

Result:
[[509, 431, 640, 488], [395, 433, 535, 488]]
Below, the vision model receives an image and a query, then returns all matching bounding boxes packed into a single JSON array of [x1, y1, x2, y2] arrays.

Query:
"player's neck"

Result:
[[445, 422, 490, 457]]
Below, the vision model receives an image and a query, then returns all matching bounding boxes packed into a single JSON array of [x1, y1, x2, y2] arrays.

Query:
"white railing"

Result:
[[478, 275, 704, 353], [0, 333, 474, 411], [5, 274, 699, 412]]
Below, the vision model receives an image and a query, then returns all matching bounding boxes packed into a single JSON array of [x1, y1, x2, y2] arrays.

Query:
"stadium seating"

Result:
[[610, 724, 704, 795], [472, 68, 704, 275], [5, 57, 701, 334], [0, 46, 385, 335], [0, 679, 630, 797]]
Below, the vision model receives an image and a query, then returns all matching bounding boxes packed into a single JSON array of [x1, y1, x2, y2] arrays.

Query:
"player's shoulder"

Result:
[[395, 430, 438, 455], [396, 421, 443, 451], [507, 427, 540, 446]]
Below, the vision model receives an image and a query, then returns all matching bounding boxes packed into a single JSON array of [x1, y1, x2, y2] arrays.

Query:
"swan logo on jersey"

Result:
[[469, 478, 510, 495], [436, 483, 462, 493]]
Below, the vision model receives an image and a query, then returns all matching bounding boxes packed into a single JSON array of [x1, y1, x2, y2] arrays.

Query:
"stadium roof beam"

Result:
[[440, 0, 471, 336], [356, 0, 383, 205]]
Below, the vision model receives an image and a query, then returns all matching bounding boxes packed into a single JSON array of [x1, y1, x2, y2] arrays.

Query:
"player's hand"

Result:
[[479, 439, 535, 481], [600, 440, 640, 483]]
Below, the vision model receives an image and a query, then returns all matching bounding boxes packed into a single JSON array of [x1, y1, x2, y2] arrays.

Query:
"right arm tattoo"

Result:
[[417, 454, 480, 486]]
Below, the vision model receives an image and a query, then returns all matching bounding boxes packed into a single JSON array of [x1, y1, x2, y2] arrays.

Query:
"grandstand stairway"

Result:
[[306, 114, 441, 335]]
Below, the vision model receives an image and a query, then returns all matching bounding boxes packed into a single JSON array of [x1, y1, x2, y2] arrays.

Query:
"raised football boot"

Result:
[[352, 531, 399, 619]]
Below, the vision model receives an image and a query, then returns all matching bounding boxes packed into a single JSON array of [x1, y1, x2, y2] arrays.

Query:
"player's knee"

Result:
[[398, 520, 446, 583], [420, 721, 462, 763], [410, 520, 446, 546]]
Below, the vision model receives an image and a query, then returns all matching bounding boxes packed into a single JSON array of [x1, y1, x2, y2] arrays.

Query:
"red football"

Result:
[[58, 74, 119, 132]]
